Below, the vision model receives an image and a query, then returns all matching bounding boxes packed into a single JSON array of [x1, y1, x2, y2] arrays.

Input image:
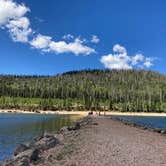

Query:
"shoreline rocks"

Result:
[[2, 135, 58, 166], [111, 116, 166, 135], [2, 116, 92, 166]]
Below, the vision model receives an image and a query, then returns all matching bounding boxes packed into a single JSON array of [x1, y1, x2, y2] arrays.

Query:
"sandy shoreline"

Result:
[[0, 109, 88, 116], [0, 109, 166, 117]]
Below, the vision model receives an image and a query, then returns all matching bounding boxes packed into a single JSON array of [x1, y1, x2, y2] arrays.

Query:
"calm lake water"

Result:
[[0, 113, 82, 161], [112, 115, 166, 129]]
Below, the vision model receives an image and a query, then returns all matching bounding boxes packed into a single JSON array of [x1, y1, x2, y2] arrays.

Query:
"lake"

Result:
[[112, 115, 166, 129], [0, 113, 82, 161]]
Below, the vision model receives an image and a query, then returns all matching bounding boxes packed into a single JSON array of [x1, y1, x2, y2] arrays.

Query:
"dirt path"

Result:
[[37, 116, 166, 166]]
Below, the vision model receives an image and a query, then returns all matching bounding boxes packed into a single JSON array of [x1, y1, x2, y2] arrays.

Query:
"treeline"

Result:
[[0, 69, 166, 112]]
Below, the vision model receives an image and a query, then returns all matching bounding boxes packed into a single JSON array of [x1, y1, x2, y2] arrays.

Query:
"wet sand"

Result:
[[36, 116, 166, 166]]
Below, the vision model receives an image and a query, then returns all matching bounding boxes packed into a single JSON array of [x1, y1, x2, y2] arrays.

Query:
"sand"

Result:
[[0, 109, 88, 116], [1, 109, 166, 117], [34, 115, 166, 166]]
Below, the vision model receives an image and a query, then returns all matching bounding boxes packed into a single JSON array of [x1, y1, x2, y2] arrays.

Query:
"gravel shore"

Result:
[[4, 115, 166, 166], [57, 117, 166, 166], [29, 116, 166, 166]]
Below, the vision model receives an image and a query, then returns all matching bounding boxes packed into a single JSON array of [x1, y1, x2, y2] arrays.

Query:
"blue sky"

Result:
[[0, 0, 166, 75]]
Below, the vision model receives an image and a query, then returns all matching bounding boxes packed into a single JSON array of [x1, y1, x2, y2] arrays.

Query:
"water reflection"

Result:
[[0, 113, 82, 161]]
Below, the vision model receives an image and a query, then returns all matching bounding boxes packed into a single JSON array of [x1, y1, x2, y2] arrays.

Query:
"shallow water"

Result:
[[112, 115, 166, 129], [0, 113, 82, 161]]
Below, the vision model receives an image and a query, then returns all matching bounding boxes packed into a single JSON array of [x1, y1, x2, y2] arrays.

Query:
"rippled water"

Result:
[[112, 115, 166, 129], [0, 113, 82, 161]]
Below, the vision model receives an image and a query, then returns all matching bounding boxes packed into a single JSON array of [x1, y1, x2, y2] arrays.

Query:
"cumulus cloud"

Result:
[[100, 44, 154, 70], [113, 44, 126, 53], [100, 54, 132, 70], [6, 17, 32, 42], [30, 34, 52, 49], [91, 35, 100, 44], [143, 58, 153, 67], [131, 54, 144, 65], [0, 0, 96, 55], [62, 34, 74, 40], [30, 35, 96, 55], [0, 0, 31, 42], [0, 0, 29, 25]]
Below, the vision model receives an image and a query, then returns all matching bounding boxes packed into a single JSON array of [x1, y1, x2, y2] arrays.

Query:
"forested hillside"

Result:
[[0, 69, 166, 112]]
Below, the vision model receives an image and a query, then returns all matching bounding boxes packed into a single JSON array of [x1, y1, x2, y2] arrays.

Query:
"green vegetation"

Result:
[[0, 69, 166, 112]]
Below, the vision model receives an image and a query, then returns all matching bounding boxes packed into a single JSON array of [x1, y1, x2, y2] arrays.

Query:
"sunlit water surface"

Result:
[[112, 115, 166, 129], [0, 113, 82, 161]]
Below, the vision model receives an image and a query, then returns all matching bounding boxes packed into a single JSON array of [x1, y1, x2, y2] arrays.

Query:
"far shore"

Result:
[[106, 111, 166, 117], [0, 109, 88, 116], [0, 109, 166, 117]]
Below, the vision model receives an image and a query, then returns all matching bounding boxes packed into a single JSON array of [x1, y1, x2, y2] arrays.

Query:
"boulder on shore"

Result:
[[3, 134, 59, 166], [68, 122, 81, 131], [34, 134, 59, 151], [14, 144, 29, 156], [3, 148, 39, 166]]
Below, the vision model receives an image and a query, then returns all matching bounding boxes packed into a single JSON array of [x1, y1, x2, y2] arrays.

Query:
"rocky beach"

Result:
[[2, 115, 166, 166]]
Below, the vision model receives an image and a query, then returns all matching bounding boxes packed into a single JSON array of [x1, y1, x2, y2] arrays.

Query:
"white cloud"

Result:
[[100, 54, 132, 70], [0, 0, 29, 25], [30, 34, 52, 49], [7, 17, 30, 29], [131, 54, 144, 65], [50, 39, 95, 55], [113, 44, 126, 53], [6, 17, 32, 42], [0, 0, 31, 42], [143, 57, 153, 68], [100, 44, 154, 70], [31, 35, 96, 55], [0, 0, 96, 55], [62, 34, 74, 40], [91, 35, 100, 44]]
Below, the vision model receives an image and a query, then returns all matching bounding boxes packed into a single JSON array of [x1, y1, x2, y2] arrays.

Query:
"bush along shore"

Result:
[[111, 116, 166, 134], [1, 116, 92, 166]]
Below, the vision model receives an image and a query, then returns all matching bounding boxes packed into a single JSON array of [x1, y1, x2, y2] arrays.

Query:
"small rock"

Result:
[[4, 157, 30, 166], [92, 122, 98, 125], [75, 122, 81, 130], [141, 126, 147, 130], [68, 122, 80, 131], [56, 134, 64, 142], [154, 128, 162, 133], [29, 149, 39, 162], [15, 157, 30, 166], [34, 134, 44, 142], [46, 154, 53, 161], [34, 135, 59, 150], [14, 144, 29, 156], [160, 130, 166, 134], [67, 126, 76, 131], [14, 148, 39, 162], [3, 149, 39, 166], [59, 126, 69, 133]]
